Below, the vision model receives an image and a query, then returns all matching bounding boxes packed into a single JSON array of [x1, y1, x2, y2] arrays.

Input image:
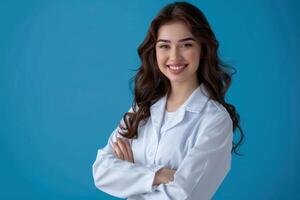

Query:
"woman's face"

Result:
[[155, 21, 201, 85]]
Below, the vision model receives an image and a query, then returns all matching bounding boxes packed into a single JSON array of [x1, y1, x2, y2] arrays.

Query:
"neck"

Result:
[[167, 79, 200, 104]]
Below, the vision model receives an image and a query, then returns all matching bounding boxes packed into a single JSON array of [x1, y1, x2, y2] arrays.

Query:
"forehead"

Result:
[[157, 21, 194, 41]]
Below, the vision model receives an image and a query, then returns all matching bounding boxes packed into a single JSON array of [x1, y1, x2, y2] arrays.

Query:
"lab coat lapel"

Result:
[[163, 106, 186, 133], [150, 94, 167, 136], [163, 84, 208, 133], [149, 84, 209, 135], [150, 93, 185, 135]]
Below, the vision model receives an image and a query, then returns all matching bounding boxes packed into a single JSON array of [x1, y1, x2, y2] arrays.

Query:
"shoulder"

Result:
[[204, 98, 228, 115], [193, 99, 233, 147], [200, 99, 232, 128]]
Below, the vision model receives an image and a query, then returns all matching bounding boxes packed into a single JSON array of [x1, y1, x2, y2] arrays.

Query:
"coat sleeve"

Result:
[[92, 106, 164, 198], [129, 111, 233, 200]]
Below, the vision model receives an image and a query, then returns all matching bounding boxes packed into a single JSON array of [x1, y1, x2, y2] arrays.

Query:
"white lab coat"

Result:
[[92, 83, 233, 200]]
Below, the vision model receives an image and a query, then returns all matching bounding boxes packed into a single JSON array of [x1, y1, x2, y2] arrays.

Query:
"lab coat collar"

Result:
[[150, 83, 209, 134]]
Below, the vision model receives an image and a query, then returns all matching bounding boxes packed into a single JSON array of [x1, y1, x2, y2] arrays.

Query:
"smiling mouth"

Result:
[[166, 64, 188, 74]]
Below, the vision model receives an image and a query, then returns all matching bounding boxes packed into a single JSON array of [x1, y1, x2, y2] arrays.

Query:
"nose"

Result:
[[169, 46, 183, 61]]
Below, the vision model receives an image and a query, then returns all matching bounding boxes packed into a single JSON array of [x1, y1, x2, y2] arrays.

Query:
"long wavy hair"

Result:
[[118, 1, 244, 155]]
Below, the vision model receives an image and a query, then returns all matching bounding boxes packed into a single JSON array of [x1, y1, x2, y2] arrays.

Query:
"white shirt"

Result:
[[92, 83, 233, 200]]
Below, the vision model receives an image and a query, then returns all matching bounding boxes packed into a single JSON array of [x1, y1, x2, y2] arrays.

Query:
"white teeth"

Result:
[[168, 65, 187, 70]]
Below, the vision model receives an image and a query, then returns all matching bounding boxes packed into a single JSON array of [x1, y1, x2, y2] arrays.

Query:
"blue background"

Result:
[[1, 0, 299, 199]]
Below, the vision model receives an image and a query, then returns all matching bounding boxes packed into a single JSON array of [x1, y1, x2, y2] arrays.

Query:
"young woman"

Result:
[[92, 2, 244, 199]]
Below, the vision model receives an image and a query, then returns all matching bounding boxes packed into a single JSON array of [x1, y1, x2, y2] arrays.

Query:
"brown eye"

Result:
[[158, 45, 170, 49], [182, 43, 193, 48]]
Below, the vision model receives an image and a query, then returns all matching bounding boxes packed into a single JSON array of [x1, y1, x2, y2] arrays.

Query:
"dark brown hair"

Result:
[[118, 1, 244, 155]]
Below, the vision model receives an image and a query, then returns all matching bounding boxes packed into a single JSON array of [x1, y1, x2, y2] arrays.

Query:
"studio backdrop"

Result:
[[0, 0, 299, 199]]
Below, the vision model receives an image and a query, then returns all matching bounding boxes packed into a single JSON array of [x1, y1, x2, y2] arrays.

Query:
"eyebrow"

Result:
[[156, 37, 196, 43]]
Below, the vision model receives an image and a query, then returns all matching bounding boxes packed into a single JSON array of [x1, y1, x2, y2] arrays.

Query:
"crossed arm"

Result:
[[93, 111, 232, 199], [113, 138, 176, 186]]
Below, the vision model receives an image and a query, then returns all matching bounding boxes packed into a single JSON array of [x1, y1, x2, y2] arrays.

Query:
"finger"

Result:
[[113, 142, 120, 158], [123, 139, 134, 162], [117, 138, 130, 161], [123, 139, 133, 162], [116, 139, 128, 160], [113, 142, 124, 160]]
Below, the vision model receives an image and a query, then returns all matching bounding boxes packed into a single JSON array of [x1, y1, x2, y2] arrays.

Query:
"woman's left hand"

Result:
[[113, 138, 134, 163]]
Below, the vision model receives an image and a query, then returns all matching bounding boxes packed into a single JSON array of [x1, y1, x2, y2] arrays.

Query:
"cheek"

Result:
[[187, 51, 200, 60], [156, 51, 166, 67], [187, 50, 200, 65]]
